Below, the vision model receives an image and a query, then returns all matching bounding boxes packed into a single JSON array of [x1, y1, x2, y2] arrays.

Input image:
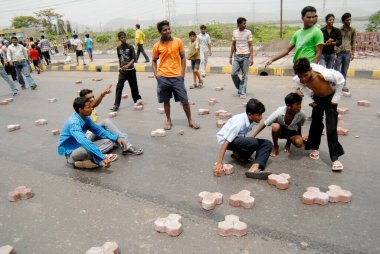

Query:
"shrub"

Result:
[[95, 33, 112, 44]]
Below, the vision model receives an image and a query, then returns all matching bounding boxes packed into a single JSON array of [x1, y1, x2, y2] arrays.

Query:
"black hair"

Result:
[[73, 97, 90, 113], [29, 37, 34, 41], [118, 31, 126, 39], [200, 24, 206, 29], [301, 6, 316, 17], [79, 89, 93, 97], [11, 36, 18, 41], [246, 98, 265, 115], [293, 58, 312, 75], [85, 34, 89, 38], [285, 92, 303, 106], [31, 44, 36, 49], [73, 34, 78, 39], [341, 13, 351, 22], [237, 17, 247, 25], [325, 13, 335, 22], [157, 20, 170, 32], [188, 31, 196, 37], [41, 35, 45, 39], [136, 24, 140, 29]]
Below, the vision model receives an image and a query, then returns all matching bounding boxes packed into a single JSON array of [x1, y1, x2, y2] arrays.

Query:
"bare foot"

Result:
[[284, 144, 291, 153], [164, 120, 172, 130], [270, 145, 279, 157]]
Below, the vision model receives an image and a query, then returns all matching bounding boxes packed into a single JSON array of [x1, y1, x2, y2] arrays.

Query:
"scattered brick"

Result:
[[357, 100, 370, 107], [267, 173, 291, 190], [216, 119, 227, 128], [108, 112, 118, 118], [92, 78, 103, 82], [75, 80, 82, 84], [8, 186, 33, 202], [133, 105, 143, 111], [151, 129, 166, 137], [337, 127, 349, 136], [337, 108, 349, 114], [48, 98, 57, 103], [215, 109, 227, 116], [177, 130, 184, 136], [342, 92, 352, 97], [52, 129, 60, 135], [121, 94, 128, 99], [214, 86, 224, 91], [35, 119, 48, 126], [198, 109, 210, 115], [301, 187, 329, 205], [198, 191, 223, 210], [189, 101, 196, 105], [0, 101, 9, 105], [208, 98, 218, 106], [217, 112, 232, 120], [7, 124, 21, 132], [326, 185, 352, 203], [338, 114, 342, 120], [217, 215, 248, 237], [0, 245, 16, 254], [213, 163, 234, 176], [157, 108, 165, 114], [229, 190, 255, 208], [4, 98, 13, 102], [85, 242, 121, 254], [154, 214, 183, 237]]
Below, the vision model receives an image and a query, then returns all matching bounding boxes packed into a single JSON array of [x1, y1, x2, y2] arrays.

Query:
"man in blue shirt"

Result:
[[58, 97, 127, 169]]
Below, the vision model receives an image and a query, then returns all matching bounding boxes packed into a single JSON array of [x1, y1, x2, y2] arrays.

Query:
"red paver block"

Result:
[[154, 214, 183, 237], [151, 128, 166, 137], [301, 187, 329, 205], [121, 94, 128, 99], [92, 78, 103, 82], [198, 109, 210, 115], [217, 215, 248, 237], [216, 119, 227, 128], [213, 163, 234, 176], [198, 191, 223, 210], [337, 108, 349, 114], [326, 185, 352, 203], [337, 127, 349, 136], [157, 108, 165, 114], [357, 100, 370, 107], [52, 129, 60, 135], [48, 98, 57, 103], [215, 109, 227, 116], [214, 86, 224, 91], [218, 112, 232, 120], [0, 101, 9, 105], [108, 112, 118, 118], [229, 190, 255, 208], [0, 245, 16, 254], [75, 80, 82, 84], [7, 124, 21, 132], [8, 186, 33, 202], [35, 119, 48, 125], [208, 98, 218, 106], [267, 173, 291, 190], [133, 105, 143, 111], [338, 114, 342, 120], [85, 241, 121, 254], [342, 92, 352, 97], [178, 130, 184, 136], [4, 98, 13, 102]]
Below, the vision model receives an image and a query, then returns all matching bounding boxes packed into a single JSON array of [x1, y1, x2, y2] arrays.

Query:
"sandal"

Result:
[[198, 81, 204, 88], [245, 170, 272, 180], [189, 84, 197, 89], [105, 154, 118, 162], [163, 121, 172, 130], [309, 150, 319, 160], [332, 160, 344, 171], [189, 121, 200, 129]]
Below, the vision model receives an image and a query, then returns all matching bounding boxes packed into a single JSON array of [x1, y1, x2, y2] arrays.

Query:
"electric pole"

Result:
[[280, 0, 283, 38]]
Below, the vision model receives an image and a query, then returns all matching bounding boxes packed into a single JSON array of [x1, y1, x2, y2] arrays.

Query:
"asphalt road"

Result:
[[0, 71, 379, 254]]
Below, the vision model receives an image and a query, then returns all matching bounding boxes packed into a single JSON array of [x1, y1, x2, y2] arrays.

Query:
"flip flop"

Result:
[[332, 160, 344, 171], [189, 121, 200, 129], [245, 171, 272, 180], [105, 154, 118, 162], [163, 121, 172, 130], [309, 150, 319, 160]]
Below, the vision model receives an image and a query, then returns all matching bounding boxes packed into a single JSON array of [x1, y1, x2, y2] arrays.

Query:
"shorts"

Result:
[[32, 60, 39, 67], [279, 125, 301, 140], [76, 50, 84, 57], [87, 48, 93, 54], [157, 76, 189, 104], [191, 59, 200, 70]]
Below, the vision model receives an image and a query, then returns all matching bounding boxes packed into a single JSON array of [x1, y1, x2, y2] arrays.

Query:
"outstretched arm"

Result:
[[265, 44, 295, 68], [92, 85, 112, 108]]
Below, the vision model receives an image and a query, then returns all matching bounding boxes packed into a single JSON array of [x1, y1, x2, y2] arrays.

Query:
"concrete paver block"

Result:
[[267, 173, 291, 190], [8, 186, 33, 202], [337, 127, 349, 136], [92, 78, 103, 82], [213, 163, 234, 176], [108, 112, 118, 118], [198, 109, 210, 115], [218, 215, 248, 237], [326, 185, 352, 203], [229, 190, 255, 208], [48, 98, 57, 103], [7, 124, 21, 132], [208, 98, 218, 106], [177, 130, 184, 136], [0, 245, 16, 254], [86, 241, 121, 254], [151, 129, 166, 137], [157, 108, 165, 114], [0, 101, 9, 105], [52, 129, 60, 135], [217, 112, 232, 120], [302, 187, 329, 205], [214, 86, 224, 91], [216, 119, 227, 128], [357, 100, 370, 107], [342, 92, 352, 97], [154, 214, 183, 237], [4, 98, 14, 102], [35, 119, 48, 125], [75, 80, 82, 84], [121, 94, 128, 99], [133, 105, 143, 111], [215, 109, 227, 116], [198, 191, 223, 210], [337, 108, 349, 114]]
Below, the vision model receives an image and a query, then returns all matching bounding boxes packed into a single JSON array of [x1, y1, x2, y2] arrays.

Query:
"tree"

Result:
[[66, 20, 72, 34], [57, 19, 66, 35], [366, 10, 380, 32], [35, 8, 63, 35], [11, 16, 40, 28]]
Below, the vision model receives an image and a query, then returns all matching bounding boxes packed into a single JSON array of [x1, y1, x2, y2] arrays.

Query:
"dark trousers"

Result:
[[114, 69, 141, 107], [305, 93, 344, 161], [5, 64, 17, 81], [136, 44, 149, 62], [42, 51, 51, 64], [228, 137, 273, 170]]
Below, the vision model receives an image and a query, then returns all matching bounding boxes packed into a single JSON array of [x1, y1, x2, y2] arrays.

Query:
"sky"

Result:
[[1, 0, 379, 30]]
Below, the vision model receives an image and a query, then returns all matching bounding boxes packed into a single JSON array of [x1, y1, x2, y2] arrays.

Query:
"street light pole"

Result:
[[280, 0, 283, 38]]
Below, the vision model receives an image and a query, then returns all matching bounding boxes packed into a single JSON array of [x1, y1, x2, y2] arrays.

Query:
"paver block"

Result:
[[86, 241, 121, 254], [4, 98, 14, 102], [342, 92, 352, 97], [108, 112, 118, 118], [229, 190, 255, 208], [8, 186, 33, 202], [337, 108, 349, 114], [214, 86, 224, 91], [7, 124, 21, 132], [48, 98, 57, 103], [216, 119, 227, 128], [326, 185, 352, 203], [198, 109, 210, 115], [197, 191, 223, 210], [215, 109, 228, 116], [178, 130, 184, 136], [208, 98, 218, 106], [0, 245, 16, 254], [213, 163, 234, 176], [338, 114, 342, 120], [151, 128, 166, 137], [337, 127, 349, 136], [267, 173, 291, 190], [92, 78, 103, 82], [154, 214, 183, 237], [301, 187, 329, 205], [357, 100, 370, 107], [218, 112, 232, 120], [52, 129, 60, 135], [121, 94, 128, 99], [0, 101, 9, 105], [133, 105, 143, 111], [218, 215, 248, 237], [75, 80, 82, 84], [35, 119, 48, 125], [157, 108, 165, 114]]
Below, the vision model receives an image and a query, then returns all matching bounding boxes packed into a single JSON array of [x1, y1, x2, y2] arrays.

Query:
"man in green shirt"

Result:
[[265, 6, 324, 67]]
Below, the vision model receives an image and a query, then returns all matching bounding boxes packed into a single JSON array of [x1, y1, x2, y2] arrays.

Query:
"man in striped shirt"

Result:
[[229, 17, 254, 99]]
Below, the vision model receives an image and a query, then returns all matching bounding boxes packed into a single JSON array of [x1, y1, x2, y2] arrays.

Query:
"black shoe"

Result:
[[31, 84, 37, 90], [122, 145, 143, 155], [342, 87, 349, 92], [21, 86, 26, 90], [245, 170, 272, 180], [144, 60, 150, 63], [110, 106, 119, 112]]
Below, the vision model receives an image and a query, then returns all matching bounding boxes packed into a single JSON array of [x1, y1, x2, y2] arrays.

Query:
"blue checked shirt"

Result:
[[58, 113, 118, 164]]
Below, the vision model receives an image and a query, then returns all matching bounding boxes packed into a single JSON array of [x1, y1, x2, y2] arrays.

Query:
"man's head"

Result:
[[73, 97, 92, 116], [189, 31, 196, 42], [200, 24, 206, 34], [293, 58, 312, 84], [118, 31, 127, 43], [73, 34, 78, 39], [31, 44, 36, 49], [285, 92, 303, 113], [11, 37, 18, 46], [157, 20, 171, 38], [246, 98, 265, 123], [341, 13, 352, 26], [325, 14, 335, 27], [85, 34, 89, 38], [41, 35, 45, 39], [136, 24, 140, 29], [30, 37, 34, 42], [237, 17, 247, 30], [301, 6, 317, 28], [79, 89, 95, 102]]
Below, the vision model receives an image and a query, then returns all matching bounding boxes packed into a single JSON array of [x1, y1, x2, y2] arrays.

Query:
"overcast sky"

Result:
[[1, 0, 379, 29]]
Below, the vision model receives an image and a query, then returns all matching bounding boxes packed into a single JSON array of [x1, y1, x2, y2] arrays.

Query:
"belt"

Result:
[[236, 54, 250, 57], [13, 60, 26, 63]]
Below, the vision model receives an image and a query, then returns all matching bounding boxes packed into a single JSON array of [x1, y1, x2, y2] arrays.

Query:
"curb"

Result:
[[45, 65, 380, 79]]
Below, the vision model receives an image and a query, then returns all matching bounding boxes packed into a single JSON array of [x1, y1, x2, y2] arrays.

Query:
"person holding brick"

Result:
[[214, 98, 273, 180], [293, 58, 345, 171], [58, 97, 128, 169], [252, 92, 306, 157]]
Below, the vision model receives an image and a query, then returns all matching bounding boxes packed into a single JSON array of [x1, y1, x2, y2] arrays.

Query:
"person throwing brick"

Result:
[[58, 97, 128, 169], [214, 98, 273, 180], [293, 58, 345, 171], [152, 20, 200, 130]]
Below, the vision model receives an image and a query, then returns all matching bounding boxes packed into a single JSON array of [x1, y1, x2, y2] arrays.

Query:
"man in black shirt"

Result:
[[320, 14, 342, 69], [111, 31, 143, 112]]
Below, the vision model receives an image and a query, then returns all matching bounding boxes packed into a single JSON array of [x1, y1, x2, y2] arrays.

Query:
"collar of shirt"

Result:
[[160, 36, 173, 43]]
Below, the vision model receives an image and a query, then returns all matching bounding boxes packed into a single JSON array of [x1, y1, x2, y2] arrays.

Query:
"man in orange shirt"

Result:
[[152, 20, 200, 130]]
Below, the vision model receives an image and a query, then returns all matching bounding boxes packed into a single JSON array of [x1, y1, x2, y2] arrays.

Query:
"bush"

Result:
[[204, 23, 224, 39], [95, 33, 112, 44], [144, 25, 160, 40]]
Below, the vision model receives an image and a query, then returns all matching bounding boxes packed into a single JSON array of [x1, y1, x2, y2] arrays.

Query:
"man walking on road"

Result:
[[39, 35, 51, 65], [0, 59, 19, 96], [85, 34, 94, 62], [135, 24, 150, 63], [197, 25, 212, 78]]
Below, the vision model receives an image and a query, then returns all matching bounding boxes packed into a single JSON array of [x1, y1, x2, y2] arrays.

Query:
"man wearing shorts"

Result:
[[73, 34, 86, 66], [152, 20, 200, 130]]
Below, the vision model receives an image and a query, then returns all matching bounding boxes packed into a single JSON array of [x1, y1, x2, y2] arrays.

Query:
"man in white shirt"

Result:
[[197, 25, 212, 77], [73, 34, 86, 66]]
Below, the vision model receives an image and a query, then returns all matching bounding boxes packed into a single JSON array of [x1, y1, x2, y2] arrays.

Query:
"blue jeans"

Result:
[[334, 51, 351, 89], [87, 119, 131, 148], [13, 61, 36, 88], [0, 66, 18, 93], [231, 55, 250, 95], [320, 53, 335, 69]]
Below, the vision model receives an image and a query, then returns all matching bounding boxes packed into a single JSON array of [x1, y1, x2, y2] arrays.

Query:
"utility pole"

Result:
[[195, 0, 199, 26], [280, 0, 283, 38]]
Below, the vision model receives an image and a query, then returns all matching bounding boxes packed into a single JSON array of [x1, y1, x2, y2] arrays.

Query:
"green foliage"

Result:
[[366, 10, 380, 32], [66, 20, 72, 34], [95, 33, 112, 44], [11, 16, 40, 28], [114, 28, 135, 40], [204, 22, 224, 39], [144, 25, 160, 39]]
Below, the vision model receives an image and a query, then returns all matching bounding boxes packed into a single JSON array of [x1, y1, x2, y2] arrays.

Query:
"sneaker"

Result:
[[239, 94, 246, 99], [74, 160, 99, 169], [13, 91, 19, 96], [122, 145, 143, 155], [21, 86, 26, 90], [134, 99, 143, 106], [342, 87, 349, 92], [31, 84, 37, 90], [110, 106, 119, 112]]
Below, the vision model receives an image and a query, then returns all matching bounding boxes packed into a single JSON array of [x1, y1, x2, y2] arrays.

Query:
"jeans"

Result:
[[13, 62, 36, 88], [231, 55, 250, 95], [334, 51, 351, 89], [115, 69, 141, 107], [67, 139, 114, 165], [42, 51, 51, 64], [320, 53, 335, 69], [200, 50, 209, 76], [0, 66, 18, 93], [87, 119, 131, 148], [136, 44, 149, 62]]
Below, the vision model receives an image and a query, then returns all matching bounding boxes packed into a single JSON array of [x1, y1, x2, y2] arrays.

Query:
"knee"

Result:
[[293, 137, 304, 148], [272, 123, 281, 132]]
